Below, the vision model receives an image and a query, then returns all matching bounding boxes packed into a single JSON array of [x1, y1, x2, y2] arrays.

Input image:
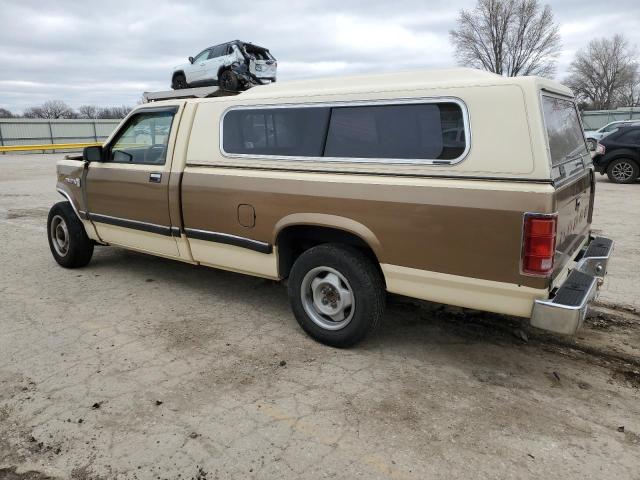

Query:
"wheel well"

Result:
[[609, 153, 640, 165], [218, 65, 230, 78], [276, 225, 381, 280], [172, 71, 184, 80]]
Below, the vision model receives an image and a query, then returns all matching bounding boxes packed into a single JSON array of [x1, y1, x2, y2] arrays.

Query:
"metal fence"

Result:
[[2, 112, 639, 154], [581, 108, 640, 130], [0, 118, 121, 154]]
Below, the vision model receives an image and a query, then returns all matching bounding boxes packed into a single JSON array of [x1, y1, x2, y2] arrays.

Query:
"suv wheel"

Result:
[[288, 244, 385, 348], [172, 73, 187, 90], [607, 158, 639, 184], [219, 70, 239, 91], [47, 201, 94, 268]]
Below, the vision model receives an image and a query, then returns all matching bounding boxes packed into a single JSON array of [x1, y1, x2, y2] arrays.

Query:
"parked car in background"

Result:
[[171, 40, 277, 92], [584, 120, 640, 150], [592, 125, 640, 183]]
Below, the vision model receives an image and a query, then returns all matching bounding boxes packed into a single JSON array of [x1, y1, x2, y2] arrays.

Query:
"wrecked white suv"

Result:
[[171, 40, 277, 91]]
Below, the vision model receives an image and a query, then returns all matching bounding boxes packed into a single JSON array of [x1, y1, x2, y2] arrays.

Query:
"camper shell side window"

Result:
[[221, 99, 469, 165]]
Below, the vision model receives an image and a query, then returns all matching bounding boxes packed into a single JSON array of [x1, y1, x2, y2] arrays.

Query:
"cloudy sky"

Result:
[[0, 0, 639, 113]]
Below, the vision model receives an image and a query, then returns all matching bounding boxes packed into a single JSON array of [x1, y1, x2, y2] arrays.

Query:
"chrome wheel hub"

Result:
[[612, 162, 634, 182], [301, 267, 355, 330], [50, 215, 69, 256]]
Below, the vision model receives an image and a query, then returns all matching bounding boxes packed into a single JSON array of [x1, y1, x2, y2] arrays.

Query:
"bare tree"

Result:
[[23, 100, 77, 119], [20, 102, 132, 120], [97, 106, 132, 119], [619, 70, 640, 107], [565, 35, 639, 110], [78, 105, 99, 119], [450, 0, 561, 77], [0, 107, 14, 118]]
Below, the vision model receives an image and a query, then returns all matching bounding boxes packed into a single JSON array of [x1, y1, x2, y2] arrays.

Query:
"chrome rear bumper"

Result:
[[530, 236, 613, 335]]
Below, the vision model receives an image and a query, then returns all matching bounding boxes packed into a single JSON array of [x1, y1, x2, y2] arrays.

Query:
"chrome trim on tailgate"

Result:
[[530, 235, 613, 335]]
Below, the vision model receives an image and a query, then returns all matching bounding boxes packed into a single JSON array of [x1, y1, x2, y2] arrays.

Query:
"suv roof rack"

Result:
[[143, 86, 240, 103]]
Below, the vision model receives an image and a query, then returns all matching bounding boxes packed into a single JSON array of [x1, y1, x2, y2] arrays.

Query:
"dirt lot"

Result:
[[1, 154, 639, 480]]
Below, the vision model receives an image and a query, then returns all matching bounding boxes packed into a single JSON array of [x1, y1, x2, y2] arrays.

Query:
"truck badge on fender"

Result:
[[64, 177, 81, 187]]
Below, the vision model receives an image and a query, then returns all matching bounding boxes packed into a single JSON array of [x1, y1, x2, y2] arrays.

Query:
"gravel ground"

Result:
[[1, 154, 639, 480]]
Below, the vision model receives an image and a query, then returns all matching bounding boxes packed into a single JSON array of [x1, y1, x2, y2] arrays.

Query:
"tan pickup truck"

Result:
[[49, 68, 613, 347]]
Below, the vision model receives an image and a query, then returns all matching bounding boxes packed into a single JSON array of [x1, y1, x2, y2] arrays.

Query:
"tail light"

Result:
[[521, 213, 557, 276], [595, 143, 605, 155]]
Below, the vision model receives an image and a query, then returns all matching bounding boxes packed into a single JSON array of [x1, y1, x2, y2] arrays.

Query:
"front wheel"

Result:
[[172, 73, 188, 90], [47, 201, 94, 268], [288, 244, 385, 348], [606, 158, 639, 184]]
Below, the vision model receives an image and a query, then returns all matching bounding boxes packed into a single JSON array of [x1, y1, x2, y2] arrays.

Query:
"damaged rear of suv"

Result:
[[171, 40, 276, 92]]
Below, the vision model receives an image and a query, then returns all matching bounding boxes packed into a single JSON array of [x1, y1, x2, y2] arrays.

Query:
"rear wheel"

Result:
[[172, 73, 187, 90], [47, 201, 94, 268], [606, 158, 639, 184], [219, 70, 239, 91], [288, 244, 385, 348]]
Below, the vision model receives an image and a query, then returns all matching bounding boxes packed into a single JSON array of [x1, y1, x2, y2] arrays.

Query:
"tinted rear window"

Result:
[[210, 45, 226, 58], [223, 107, 330, 157], [222, 102, 467, 162], [542, 96, 587, 166], [324, 103, 464, 160]]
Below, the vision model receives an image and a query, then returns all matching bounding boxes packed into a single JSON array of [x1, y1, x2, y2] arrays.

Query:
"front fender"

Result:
[[56, 159, 86, 217], [55, 159, 101, 241]]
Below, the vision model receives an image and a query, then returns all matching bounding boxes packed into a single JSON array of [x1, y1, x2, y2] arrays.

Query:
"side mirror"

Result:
[[188, 56, 194, 64], [83, 145, 103, 162]]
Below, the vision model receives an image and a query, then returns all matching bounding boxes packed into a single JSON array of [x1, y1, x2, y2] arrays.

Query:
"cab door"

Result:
[[84, 105, 181, 257], [203, 45, 225, 82], [187, 49, 211, 84]]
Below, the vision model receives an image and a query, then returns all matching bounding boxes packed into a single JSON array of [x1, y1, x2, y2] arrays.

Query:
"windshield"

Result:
[[542, 95, 588, 167]]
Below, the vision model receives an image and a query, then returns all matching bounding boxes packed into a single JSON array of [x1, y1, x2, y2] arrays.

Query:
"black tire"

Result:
[[172, 73, 188, 90], [219, 70, 239, 91], [288, 244, 385, 348], [606, 158, 639, 184], [47, 201, 94, 268]]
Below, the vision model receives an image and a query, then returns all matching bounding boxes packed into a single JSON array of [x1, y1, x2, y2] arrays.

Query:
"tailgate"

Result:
[[552, 169, 593, 279], [540, 94, 593, 281], [251, 59, 277, 78]]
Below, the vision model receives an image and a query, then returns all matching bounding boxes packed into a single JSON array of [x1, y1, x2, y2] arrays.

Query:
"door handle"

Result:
[[149, 172, 162, 183]]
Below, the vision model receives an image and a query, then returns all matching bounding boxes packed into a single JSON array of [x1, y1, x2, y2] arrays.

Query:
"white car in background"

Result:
[[584, 120, 640, 150], [171, 40, 277, 92]]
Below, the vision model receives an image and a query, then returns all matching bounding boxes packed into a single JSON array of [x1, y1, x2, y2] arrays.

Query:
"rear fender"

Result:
[[274, 213, 382, 257], [608, 148, 640, 162]]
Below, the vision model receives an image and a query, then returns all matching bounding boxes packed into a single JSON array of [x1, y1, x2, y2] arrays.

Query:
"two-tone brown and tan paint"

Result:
[[180, 167, 556, 289]]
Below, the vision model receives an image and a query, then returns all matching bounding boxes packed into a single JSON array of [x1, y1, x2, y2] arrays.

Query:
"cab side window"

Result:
[[109, 111, 175, 165]]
